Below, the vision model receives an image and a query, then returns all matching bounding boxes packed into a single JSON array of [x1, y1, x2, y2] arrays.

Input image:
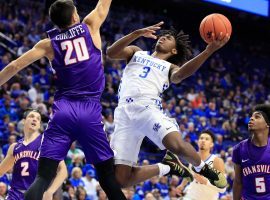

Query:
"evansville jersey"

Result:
[[184, 154, 219, 200], [232, 137, 270, 200], [10, 134, 42, 191], [118, 51, 171, 102], [47, 23, 104, 100]]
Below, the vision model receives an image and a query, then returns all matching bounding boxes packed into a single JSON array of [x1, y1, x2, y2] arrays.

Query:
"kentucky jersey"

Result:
[[8, 134, 42, 198], [118, 51, 171, 101], [184, 154, 219, 200], [232, 137, 270, 200], [47, 23, 104, 100]]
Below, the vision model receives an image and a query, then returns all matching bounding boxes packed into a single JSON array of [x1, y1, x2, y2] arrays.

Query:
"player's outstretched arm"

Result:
[[42, 161, 68, 200], [0, 143, 16, 176], [170, 32, 230, 84], [107, 22, 163, 61], [233, 163, 242, 200], [0, 39, 50, 87], [83, 0, 112, 32]]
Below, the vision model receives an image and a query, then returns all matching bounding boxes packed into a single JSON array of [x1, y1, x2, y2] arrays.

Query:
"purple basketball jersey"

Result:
[[232, 137, 270, 199], [47, 23, 105, 100], [10, 134, 42, 191]]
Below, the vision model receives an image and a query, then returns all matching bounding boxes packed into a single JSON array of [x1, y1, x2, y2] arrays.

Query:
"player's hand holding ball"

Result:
[[200, 13, 232, 53]]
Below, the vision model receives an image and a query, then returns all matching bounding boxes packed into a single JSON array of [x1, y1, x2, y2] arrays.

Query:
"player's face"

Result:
[[24, 111, 41, 132], [198, 133, 213, 151], [248, 112, 269, 132], [155, 34, 177, 55]]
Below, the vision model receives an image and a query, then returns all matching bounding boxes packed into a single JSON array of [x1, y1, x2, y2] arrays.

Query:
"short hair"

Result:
[[199, 129, 216, 143], [23, 108, 42, 120], [254, 104, 270, 125], [49, 0, 75, 29], [158, 29, 193, 65]]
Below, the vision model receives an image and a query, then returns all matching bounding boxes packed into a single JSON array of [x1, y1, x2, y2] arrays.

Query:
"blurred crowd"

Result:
[[0, 0, 269, 199]]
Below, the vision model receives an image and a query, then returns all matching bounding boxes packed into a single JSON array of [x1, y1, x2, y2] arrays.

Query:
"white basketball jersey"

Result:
[[118, 51, 171, 102], [184, 154, 219, 200]]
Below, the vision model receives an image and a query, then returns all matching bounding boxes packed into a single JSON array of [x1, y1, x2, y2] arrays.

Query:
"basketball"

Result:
[[199, 13, 232, 43]]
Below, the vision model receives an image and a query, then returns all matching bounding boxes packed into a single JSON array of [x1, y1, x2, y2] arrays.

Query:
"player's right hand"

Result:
[[42, 191, 53, 200], [135, 21, 164, 39]]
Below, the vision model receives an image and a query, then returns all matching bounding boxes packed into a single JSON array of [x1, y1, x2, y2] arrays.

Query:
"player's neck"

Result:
[[251, 131, 269, 147], [151, 51, 171, 61], [198, 150, 211, 161], [23, 131, 39, 144]]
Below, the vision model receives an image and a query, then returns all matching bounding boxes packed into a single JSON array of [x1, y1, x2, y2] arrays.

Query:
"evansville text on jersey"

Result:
[[14, 150, 40, 163], [242, 164, 270, 176]]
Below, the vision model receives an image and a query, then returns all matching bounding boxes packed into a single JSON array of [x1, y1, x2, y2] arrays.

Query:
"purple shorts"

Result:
[[41, 98, 113, 164], [6, 188, 24, 200]]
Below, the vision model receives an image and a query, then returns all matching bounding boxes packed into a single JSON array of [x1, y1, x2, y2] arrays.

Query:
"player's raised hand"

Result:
[[136, 21, 164, 39], [206, 32, 230, 53]]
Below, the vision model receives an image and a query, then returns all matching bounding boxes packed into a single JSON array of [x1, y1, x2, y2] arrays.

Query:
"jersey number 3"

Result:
[[61, 37, 90, 65], [139, 67, 151, 78], [255, 177, 266, 193], [21, 162, 29, 176]]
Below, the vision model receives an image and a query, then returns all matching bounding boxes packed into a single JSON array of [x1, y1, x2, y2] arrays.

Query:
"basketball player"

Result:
[[107, 22, 229, 189], [0, 109, 67, 200], [177, 130, 226, 200], [233, 104, 270, 200], [0, 0, 127, 199]]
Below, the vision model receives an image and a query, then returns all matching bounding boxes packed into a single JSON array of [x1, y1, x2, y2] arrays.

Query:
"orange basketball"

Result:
[[199, 13, 232, 44]]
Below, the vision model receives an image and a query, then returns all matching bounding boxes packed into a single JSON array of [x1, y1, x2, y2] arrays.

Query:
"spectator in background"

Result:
[[82, 169, 98, 200], [1, 134, 16, 156], [0, 182, 7, 200], [69, 167, 85, 188], [66, 142, 85, 166]]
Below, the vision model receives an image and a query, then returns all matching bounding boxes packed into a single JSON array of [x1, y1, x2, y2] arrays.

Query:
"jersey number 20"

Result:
[[61, 37, 90, 65]]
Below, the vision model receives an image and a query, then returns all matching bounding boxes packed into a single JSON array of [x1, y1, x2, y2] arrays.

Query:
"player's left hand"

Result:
[[206, 32, 230, 53], [135, 21, 164, 39], [194, 173, 208, 185]]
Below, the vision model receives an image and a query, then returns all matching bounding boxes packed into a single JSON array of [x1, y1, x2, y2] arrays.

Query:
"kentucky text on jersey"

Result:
[[243, 165, 270, 176], [132, 55, 167, 71], [14, 151, 39, 163], [55, 25, 85, 40]]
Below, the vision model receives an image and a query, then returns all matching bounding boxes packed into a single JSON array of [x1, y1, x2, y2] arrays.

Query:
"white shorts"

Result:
[[110, 101, 179, 166]]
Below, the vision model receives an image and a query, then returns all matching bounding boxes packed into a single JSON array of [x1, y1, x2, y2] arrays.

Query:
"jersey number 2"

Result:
[[255, 177, 266, 193], [21, 162, 29, 176], [61, 37, 90, 65]]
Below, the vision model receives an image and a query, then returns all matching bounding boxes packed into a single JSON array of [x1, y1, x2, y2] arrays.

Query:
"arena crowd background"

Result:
[[0, 0, 269, 199]]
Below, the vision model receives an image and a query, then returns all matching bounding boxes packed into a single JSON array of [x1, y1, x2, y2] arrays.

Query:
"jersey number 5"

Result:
[[255, 177, 266, 193], [21, 162, 29, 176], [61, 37, 90, 66]]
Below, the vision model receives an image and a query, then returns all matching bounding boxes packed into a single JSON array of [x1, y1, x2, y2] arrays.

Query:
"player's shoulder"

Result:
[[233, 139, 249, 152], [7, 142, 18, 154]]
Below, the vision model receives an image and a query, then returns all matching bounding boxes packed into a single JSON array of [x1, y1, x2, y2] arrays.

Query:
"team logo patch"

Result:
[[153, 123, 161, 132]]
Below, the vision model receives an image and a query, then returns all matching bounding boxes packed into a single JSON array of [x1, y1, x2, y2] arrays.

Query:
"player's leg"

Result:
[[77, 100, 126, 199], [162, 132, 227, 188], [25, 100, 75, 200], [162, 131, 201, 166], [110, 104, 174, 187]]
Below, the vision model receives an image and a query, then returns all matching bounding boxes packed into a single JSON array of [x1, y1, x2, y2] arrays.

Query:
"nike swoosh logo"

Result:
[[242, 159, 249, 163], [166, 127, 173, 130]]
